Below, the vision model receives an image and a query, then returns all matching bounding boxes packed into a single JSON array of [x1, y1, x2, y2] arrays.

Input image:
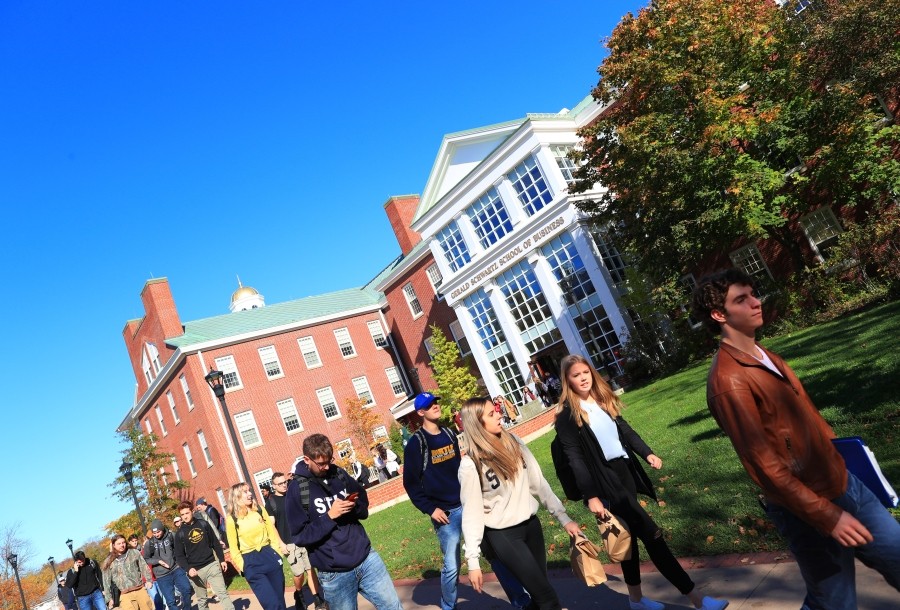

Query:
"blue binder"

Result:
[[832, 437, 898, 508]]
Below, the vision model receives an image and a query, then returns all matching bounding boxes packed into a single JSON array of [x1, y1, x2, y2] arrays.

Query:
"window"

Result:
[[277, 398, 303, 434], [435, 221, 471, 272], [144, 418, 153, 436], [160, 468, 168, 487], [142, 353, 153, 385], [183, 443, 197, 477], [215, 489, 227, 514], [463, 288, 525, 399], [166, 391, 180, 424], [467, 187, 513, 249], [679, 274, 704, 329], [234, 410, 262, 448], [297, 336, 322, 368], [426, 263, 443, 293], [334, 327, 356, 358], [316, 387, 341, 420], [254, 469, 273, 492], [590, 227, 629, 287], [423, 337, 436, 359], [800, 207, 843, 262], [508, 155, 553, 216], [403, 283, 423, 317], [551, 145, 578, 186], [372, 426, 389, 442], [155, 404, 168, 437], [367, 320, 388, 348], [258, 345, 284, 379], [448, 320, 471, 356], [147, 343, 162, 374], [170, 458, 181, 482], [352, 376, 374, 405], [385, 367, 406, 397], [336, 439, 354, 462], [214, 355, 243, 390], [496, 261, 562, 353], [197, 430, 213, 466], [179, 374, 194, 410], [730, 243, 774, 289]]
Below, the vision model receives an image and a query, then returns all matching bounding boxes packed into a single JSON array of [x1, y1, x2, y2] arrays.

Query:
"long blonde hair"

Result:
[[228, 482, 259, 519], [555, 354, 623, 427], [460, 396, 523, 483]]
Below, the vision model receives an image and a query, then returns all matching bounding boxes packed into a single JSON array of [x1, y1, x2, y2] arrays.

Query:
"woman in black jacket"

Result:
[[554, 354, 728, 610]]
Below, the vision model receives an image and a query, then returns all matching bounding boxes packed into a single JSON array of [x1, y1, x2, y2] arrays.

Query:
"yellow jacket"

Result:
[[225, 505, 281, 573]]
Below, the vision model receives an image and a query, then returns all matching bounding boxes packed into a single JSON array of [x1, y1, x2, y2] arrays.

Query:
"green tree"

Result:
[[428, 324, 480, 423], [573, 0, 900, 286]]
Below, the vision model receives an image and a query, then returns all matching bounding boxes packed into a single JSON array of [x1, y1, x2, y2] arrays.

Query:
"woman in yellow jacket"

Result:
[[225, 482, 287, 610]]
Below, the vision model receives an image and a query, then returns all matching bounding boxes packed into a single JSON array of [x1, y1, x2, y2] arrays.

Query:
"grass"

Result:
[[230, 300, 900, 586]]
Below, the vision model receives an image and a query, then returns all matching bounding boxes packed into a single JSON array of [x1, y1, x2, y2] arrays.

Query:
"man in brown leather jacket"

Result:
[[693, 269, 900, 609]]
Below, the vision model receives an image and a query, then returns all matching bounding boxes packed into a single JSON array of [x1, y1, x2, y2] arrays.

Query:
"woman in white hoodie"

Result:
[[459, 396, 582, 610]]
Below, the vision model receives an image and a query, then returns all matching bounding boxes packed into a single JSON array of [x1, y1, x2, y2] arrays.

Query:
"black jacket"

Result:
[[554, 401, 660, 538], [64, 560, 103, 596], [174, 517, 224, 570]]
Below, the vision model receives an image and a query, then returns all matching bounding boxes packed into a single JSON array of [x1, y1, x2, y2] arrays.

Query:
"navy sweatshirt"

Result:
[[285, 462, 370, 572], [402, 427, 462, 516]]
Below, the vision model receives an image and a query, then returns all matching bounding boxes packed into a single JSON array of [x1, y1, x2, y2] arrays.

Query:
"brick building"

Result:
[[119, 277, 411, 513]]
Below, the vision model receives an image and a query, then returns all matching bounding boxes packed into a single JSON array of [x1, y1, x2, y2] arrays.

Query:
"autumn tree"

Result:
[[0, 522, 43, 610], [573, 0, 900, 287], [429, 324, 480, 424], [338, 397, 385, 469]]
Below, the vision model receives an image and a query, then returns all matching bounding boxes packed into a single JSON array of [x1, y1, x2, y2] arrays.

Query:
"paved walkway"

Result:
[[222, 553, 897, 609]]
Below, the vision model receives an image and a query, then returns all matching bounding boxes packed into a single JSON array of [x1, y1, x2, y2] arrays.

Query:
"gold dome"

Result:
[[231, 285, 260, 304]]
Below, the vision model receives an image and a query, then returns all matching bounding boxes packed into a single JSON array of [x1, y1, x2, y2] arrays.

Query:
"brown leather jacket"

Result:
[[706, 342, 847, 534]]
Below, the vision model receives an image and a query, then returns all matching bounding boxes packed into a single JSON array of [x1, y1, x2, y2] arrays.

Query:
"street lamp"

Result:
[[66, 538, 75, 559], [120, 460, 148, 533], [48, 556, 57, 579], [205, 368, 253, 486], [7, 553, 28, 610]]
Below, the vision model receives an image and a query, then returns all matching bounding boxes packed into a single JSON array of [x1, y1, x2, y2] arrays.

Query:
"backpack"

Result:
[[413, 426, 458, 473], [551, 434, 582, 501], [295, 466, 355, 511]]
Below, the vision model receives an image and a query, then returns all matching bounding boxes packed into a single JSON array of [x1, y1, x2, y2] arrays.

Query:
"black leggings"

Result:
[[608, 458, 695, 594], [484, 515, 560, 610]]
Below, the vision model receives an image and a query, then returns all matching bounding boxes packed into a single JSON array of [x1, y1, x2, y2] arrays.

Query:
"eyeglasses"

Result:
[[272, 480, 287, 486], [309, 458, 332, 468]]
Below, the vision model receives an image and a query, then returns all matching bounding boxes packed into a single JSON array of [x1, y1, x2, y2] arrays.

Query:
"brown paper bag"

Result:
[[570, 535, 607, 586], [597, 512, 632, 562]]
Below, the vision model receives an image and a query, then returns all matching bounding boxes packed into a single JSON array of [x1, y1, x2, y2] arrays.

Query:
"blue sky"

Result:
[[0, 0, 644, 570]]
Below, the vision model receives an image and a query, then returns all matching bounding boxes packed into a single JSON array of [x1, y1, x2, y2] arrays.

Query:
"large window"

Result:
[[170, 458, 181, 481], [367, 320, 388, 348], [542, 234, 623, 374], [297, 336, 322, 368], [590, 227, 629, 287], [730, 243, 774, 295], [385, 367, 406, 397], [144, 418, 153, 436], [334, 327, 357, 358], [254, 469, 273, 492], [800, 206, 843, 262], [147, 343, 162, 374], [551, 145, 578, 186], [155, 404, 168, 437], [463, 288, 525, 399], [179, 374, 194, 410], [508, 155, 553, 216], [166, 391, 180, 424], [403, 283, 423, 317], [449, 320, 471, 356], [316, 387, 341, 420], [352, 376, 374, 405], [335, 439, 354, 462], [183, 443, 196, 477], [197, 430, 212, 467], [277, 398, 303, 434], [214, 355, 243, 390], [142, 353, 153, 385], [258, 345, 283, 379], [467, 187, 513, 249], [435, 221, 471, 272], [426, 263, 443, 293], [496, 261, 561, 354], [234, 410, 262, 448]]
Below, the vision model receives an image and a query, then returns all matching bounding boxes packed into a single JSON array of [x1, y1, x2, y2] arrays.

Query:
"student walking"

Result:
[[144, 520, 193, 610], [65, 551, 106, 610], [174, 501, 235, 610], [554, 354, 729, 610], [225, 482, 286, 610], [458, 396, 582, 610], [102, 534, 155, 610]]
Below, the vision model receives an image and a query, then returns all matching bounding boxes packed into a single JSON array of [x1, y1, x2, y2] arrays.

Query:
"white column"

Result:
[[455, 214, 484, 260], [527, 251, 591, 362], [571, 224, 631, 342], [484, 280, 533, 389], [452, 302, 504, 398], [495, 178, 527, 227], [535, 145, 569, 201]]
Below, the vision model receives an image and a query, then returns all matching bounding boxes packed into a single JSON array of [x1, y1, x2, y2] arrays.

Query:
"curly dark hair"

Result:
[[691, 269, 755, 333]]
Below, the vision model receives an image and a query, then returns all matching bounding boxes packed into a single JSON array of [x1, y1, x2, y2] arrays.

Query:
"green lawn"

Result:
[[229, 300, 899, 587]]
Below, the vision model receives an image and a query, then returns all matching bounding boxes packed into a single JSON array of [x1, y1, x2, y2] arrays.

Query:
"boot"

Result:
[[293, 589, 304, 610]]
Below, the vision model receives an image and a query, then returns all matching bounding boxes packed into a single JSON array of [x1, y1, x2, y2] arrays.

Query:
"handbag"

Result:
[[597, 512, 632, 562], [570, 535, 607, 586]]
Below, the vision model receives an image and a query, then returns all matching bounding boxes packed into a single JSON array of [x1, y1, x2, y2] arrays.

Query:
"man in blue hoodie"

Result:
[[285, 433, 403, 610]]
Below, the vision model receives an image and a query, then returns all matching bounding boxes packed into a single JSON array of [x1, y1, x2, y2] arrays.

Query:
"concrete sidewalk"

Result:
[[224, 555, 897, 609]]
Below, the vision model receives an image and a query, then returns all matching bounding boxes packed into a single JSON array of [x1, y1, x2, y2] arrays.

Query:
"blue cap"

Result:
[[414, 392, 439, 410]]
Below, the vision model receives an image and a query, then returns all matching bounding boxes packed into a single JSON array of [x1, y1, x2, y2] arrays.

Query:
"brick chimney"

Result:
[[383, 195, 422, 255]]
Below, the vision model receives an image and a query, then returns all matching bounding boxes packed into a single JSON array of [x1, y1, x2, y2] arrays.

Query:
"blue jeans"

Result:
[[317, 550, 402, 610], [242, 546, 286, 610], [77, 590, 105, 610], [433, 506, 462, 610], [148, 581, 164, 610], [767, 471, 900, 609], [155, 567, 193, 610]]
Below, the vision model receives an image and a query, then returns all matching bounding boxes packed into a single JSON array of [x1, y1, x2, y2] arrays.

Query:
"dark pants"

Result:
[[485, 515, 560, 610], [242, 546, 286, 610], [608, 457, 694, 594], [155, 567, 193, 610]]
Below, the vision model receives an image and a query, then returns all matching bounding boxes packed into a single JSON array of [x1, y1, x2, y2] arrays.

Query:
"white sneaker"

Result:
[[698, 597, 728, 610], [629, 598, 665, 610]]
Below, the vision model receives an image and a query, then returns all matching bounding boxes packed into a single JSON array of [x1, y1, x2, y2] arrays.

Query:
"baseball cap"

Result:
[[196, 497, 207, 506], [414, 392, 439, 411]]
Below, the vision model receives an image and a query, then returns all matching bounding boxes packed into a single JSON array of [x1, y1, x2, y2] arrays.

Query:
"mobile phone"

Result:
[[347, 492, 359, 502]]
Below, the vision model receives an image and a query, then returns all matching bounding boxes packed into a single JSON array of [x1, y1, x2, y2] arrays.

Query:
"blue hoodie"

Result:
[[285, 461, 371, 572]]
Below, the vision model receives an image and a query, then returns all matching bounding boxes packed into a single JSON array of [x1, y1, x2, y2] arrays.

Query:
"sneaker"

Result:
[[313, 601, 330, 610], [629, 598, 665, 610], [698, 597, 728, 610]]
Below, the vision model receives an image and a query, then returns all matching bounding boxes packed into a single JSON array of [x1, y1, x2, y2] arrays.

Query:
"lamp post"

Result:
[[66, 538, 75, 559], [120, 460, 148, 533], [48, 555, 57, 579], [205, 368, 253, 486], [7, 553, 28, 610]]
